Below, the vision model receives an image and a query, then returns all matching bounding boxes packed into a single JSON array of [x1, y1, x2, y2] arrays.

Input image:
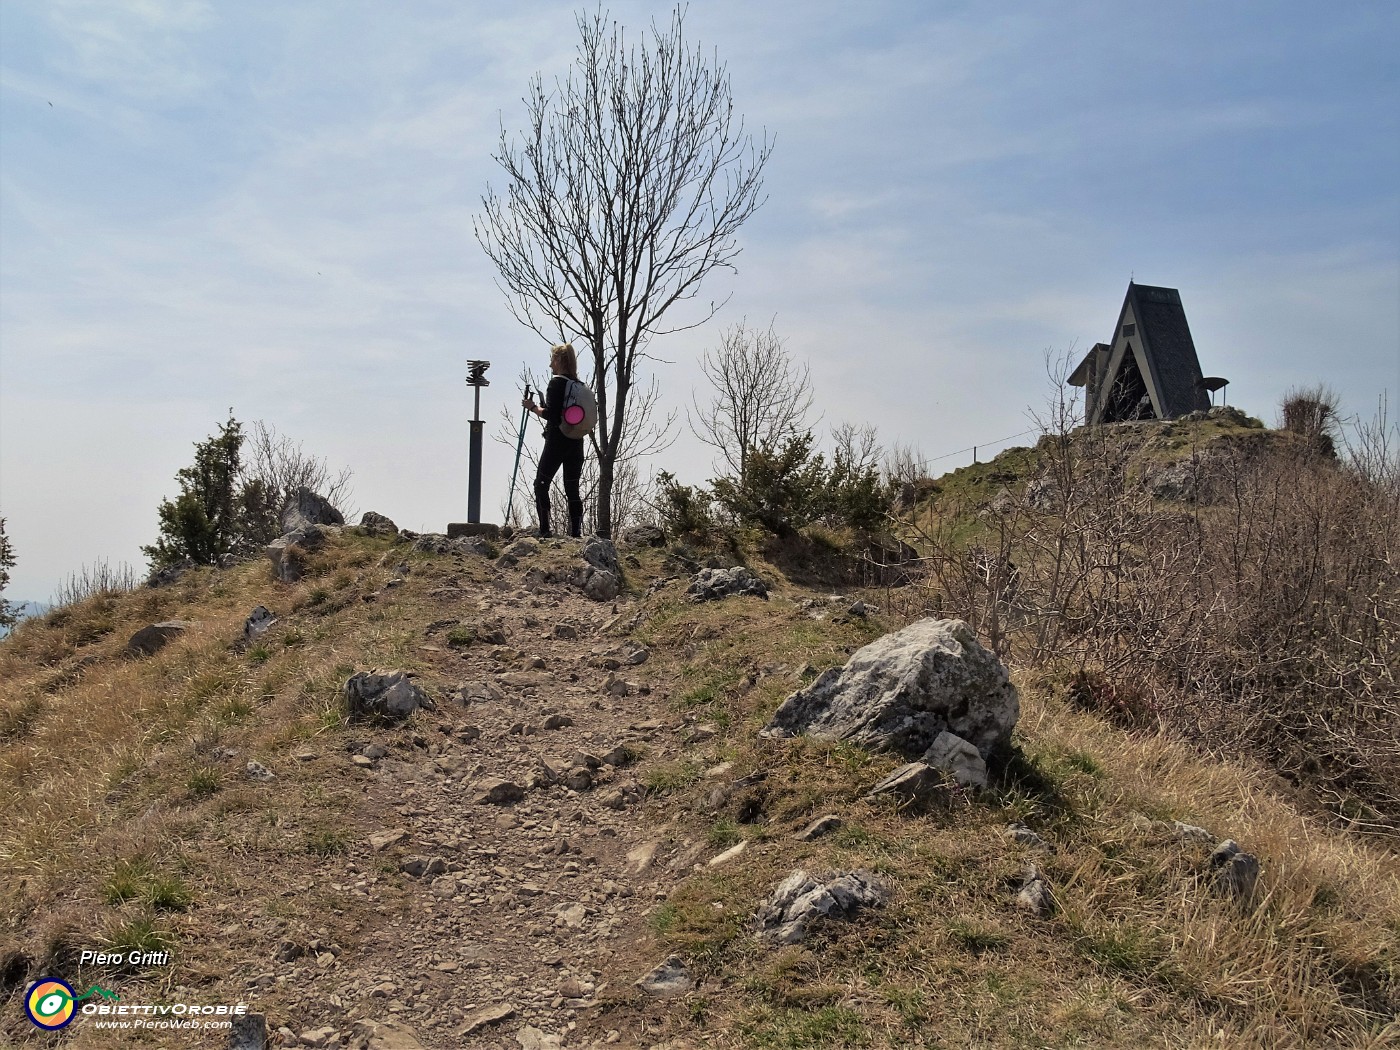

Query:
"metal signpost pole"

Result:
[[465, 360, 491, 525]]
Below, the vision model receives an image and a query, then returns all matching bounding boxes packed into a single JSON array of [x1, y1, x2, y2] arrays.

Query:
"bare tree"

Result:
[[1343, 394, 1399, 488], [884, 441, 930, 512], [475, 7, 771, 536], [691, 319, 813, 482], [830, 421, 881, 476]]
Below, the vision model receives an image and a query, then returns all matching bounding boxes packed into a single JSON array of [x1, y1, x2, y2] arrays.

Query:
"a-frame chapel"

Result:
[[1067, 282, 1216, 424]]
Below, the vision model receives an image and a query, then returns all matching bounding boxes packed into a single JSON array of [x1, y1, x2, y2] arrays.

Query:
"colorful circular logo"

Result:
[[25, 978, 77, 1030]]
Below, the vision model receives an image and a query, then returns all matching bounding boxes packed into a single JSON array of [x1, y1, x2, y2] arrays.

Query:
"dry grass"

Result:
[[620, 582, 1400, 1049], [2, 527, 1396, 1048], [0, 530, 429, 992]]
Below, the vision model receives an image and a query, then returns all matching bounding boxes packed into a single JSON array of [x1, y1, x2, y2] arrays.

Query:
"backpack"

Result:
[[559, 377, 598, 439]]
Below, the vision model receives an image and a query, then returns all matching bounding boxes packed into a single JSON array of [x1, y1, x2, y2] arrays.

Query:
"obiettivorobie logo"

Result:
[[23, 975, 248, 1033], [24, 977, 119, 1030]]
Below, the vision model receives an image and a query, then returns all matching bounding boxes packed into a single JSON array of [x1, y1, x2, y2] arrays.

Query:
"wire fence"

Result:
[[923, 427, 1040, 467]]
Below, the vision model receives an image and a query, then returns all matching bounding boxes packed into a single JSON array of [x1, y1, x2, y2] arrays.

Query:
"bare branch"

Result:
[[245, 420, 355, 518], [831, 421, 881, 475]]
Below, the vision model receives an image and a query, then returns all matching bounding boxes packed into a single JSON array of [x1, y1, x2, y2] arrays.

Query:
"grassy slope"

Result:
[[610, 557, 1398, 1049], [908, 411, 1281, 543], [0, 525, 1396, 1048]]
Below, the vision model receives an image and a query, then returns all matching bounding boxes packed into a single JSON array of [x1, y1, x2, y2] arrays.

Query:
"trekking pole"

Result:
[[506, 385, 532, 525]]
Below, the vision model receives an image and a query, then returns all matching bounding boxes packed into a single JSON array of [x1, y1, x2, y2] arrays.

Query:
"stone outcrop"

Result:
[[1210, 839, 1261, 901], [924, 730, 988, 789], [412, 533, 491, 557], [581, 536, 618, 575], [865, 762, 945, 805], [754, 870, 889, 945], [1142, 448, 1232, 503], [228, 1013, 268, 1050], [503, 537, 624, 600], [1173, 820, 1214, 844], [1004, 822, 1052, 851], [280, 487, 344, 533], [796, 815, 843, 841], [460, 1005, 515, 1036], [515, 1026, 562, 1050], [344, 671, 429, 723], [1126, 817, 1262, 906], [686, 566, 769, 602], [145, 558, 194, 588], [576, 537, 621, 602], [580, 571, 621, 602], [243, 606, 277, 644], [126, 621, 192, 656], [1014, 864, 1053, 916], [636, 955, 692, 998], [446, 522, 502, 541], [358, 511, 398, 536], [472, 777, 525, 805], [349, 1019, 426, 1050], [266, 524, 326, 583], [762, 618, 1018, 761], [619, 524, 666, 548], [498, 537, 540, 567]]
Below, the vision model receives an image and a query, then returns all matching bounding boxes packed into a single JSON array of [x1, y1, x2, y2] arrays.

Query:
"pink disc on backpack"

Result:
[[563, 405, 585, 425]]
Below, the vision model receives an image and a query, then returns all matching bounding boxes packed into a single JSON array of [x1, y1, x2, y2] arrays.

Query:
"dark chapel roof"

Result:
[[1126, 283, 1209, 418], [1070, 282, 1211, 421]]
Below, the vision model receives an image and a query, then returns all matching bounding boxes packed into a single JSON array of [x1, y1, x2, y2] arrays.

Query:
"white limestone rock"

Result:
[[763, 618, 1018, 760]]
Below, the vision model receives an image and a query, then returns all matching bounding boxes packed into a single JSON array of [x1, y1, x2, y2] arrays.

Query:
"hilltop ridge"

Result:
[[2, 482, 1397, 1048]]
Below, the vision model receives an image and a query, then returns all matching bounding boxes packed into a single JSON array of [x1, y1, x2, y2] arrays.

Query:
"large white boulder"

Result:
[[762, 618, 1018, 760]]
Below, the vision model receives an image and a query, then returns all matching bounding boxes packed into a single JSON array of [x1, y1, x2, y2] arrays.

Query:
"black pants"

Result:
[[535, 436, 585, 537]]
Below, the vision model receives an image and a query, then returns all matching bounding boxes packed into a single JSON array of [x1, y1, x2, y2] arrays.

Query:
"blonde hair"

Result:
[[551, 342, 579, 380]]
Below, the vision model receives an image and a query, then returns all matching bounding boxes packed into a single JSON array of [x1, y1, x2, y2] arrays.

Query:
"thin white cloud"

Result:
[[44, 0, 214, 101]]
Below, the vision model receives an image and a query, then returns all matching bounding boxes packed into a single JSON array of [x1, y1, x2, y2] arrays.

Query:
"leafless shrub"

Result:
[[1341, 393, 1398, 488], [52, 561, 140, 608], [1280, 384, 1341, 457], [884, 442, 929, 487], [831, 422, 882, 476], [242, 420, 354, 541], [895, 378, 1400, 826]]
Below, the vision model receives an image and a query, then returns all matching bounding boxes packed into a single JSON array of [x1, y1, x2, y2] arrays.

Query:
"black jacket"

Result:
[[541, 375, 583, 446]]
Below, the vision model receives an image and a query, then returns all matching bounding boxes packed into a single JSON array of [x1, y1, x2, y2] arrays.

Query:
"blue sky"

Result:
[[2, 0, 1397, 601]]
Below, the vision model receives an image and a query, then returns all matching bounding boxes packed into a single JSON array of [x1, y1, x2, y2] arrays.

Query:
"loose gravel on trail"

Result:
[[242, 544, 708, 1050]]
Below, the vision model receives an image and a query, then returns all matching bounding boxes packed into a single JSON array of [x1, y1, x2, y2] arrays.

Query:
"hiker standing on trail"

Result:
[[522, 343, 586, 538]]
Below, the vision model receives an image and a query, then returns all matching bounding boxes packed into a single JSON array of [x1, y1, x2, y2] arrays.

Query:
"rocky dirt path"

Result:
[[256, 541, 701, 1050]]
